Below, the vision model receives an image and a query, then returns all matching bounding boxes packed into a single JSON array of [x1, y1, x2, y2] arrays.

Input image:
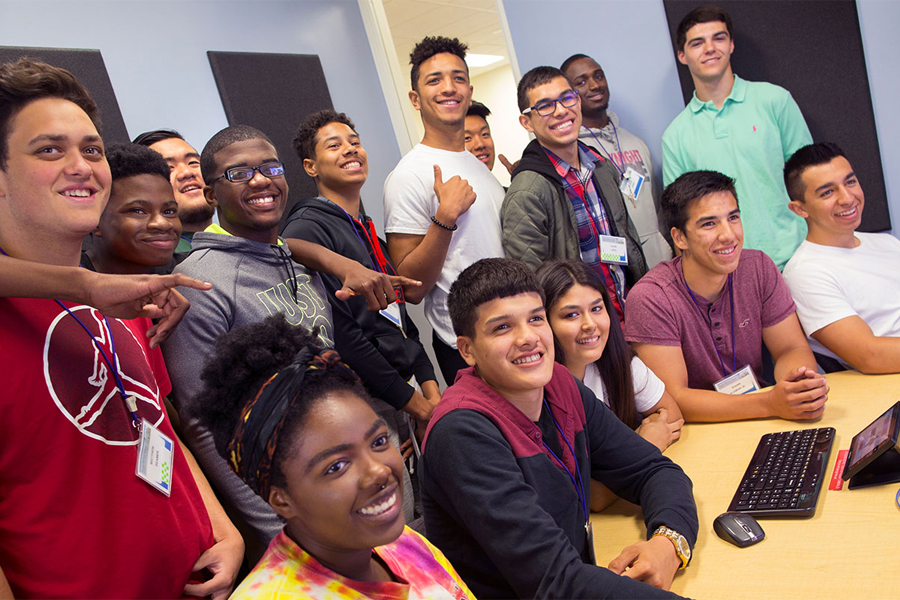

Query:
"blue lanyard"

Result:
[[685, 274, 737, 376], [540, 398, 589, 524], [0, 246, 140, 427], [582, 122, 625, 176]]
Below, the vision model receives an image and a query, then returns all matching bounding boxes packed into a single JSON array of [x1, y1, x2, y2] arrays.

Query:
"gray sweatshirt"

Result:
[[163, 230, 334, 544]]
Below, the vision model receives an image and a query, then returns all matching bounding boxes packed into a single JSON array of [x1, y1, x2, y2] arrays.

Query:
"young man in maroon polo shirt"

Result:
[[625, 170, 828, 422]]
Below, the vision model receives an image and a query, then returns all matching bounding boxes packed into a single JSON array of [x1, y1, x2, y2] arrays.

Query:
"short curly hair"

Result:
[[0, 58, 100, 170], [105, 142, 170, 182], [199, 124, 274, 184], [192, 316, 372, 496], [293, 109, 356, 163], [409, 36, 468, 90]]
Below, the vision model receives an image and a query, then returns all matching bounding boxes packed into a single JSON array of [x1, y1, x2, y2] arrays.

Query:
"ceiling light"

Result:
[[466, 54, 503, 68]]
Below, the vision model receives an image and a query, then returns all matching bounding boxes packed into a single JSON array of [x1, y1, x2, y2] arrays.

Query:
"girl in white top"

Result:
[[537, 259, 684, 511]]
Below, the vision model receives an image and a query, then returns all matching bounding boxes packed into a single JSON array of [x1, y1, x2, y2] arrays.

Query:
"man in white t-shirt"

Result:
[[384, 36, 506, 385], [783, 142, 900, 373]]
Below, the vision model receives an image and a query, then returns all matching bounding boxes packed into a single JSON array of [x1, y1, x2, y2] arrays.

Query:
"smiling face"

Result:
[[303, 122, 368, 193], [93, 173, 181, 272], [677, 21, 734, 83], [0, 97, 111, 259], [789, 156, 864, 247], [673, 190, 743, 286], [464, 114, 495, 170], [269, 391, 405, 564], [519, 76, 582, 155], [548, 283, 611, 375], [205, 138, 287, 244], [563, 57, 609, 119], [458, 292, 555, 406], [148, 137, 213, 228], [409, 52, 472, 132]]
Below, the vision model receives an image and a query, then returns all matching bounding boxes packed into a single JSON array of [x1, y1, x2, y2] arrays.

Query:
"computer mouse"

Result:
[[713, 512, 765, 547]]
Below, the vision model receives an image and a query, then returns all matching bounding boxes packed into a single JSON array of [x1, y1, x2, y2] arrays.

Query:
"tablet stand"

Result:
[[848, 445, 900, 489]]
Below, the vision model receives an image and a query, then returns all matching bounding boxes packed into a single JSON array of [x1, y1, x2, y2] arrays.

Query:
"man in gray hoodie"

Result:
[[163, 125, 415, 559]]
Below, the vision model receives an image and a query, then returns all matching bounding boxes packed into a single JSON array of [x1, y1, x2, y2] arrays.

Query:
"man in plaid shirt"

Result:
[[501, 66, 646, 321]]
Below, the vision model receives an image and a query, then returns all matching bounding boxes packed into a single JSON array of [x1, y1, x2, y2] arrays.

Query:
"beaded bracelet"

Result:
[[431, 216, 458, 231]]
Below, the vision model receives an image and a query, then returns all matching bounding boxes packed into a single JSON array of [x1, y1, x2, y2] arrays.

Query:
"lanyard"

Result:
[[0, 246, 140, 428], [685, 273, 736, 376], [575, 189, 622, 300], [332, 200, 405, 303], [582, 122, 625, 176], [540, 398, 589, 525]]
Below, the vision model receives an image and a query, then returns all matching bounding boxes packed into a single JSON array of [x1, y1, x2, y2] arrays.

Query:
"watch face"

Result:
[[677, 535, 691, 560]]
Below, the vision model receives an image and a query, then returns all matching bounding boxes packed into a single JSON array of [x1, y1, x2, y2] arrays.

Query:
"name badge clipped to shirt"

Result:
[[136, 418, 175, 496], [713, 364, 761, 395], [619, 166, 644, 202], [599, 235, 628, 265], [379, 302, 405, 335]]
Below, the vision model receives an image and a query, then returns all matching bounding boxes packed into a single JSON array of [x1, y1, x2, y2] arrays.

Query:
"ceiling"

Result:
[[382, 0, 510, 78]]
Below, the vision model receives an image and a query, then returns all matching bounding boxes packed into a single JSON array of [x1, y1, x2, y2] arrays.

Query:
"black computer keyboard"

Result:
[[727, 427, 835, 517]]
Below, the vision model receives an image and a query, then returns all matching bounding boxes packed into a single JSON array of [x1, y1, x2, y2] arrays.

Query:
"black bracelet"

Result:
[[431, 216, 458, 231]]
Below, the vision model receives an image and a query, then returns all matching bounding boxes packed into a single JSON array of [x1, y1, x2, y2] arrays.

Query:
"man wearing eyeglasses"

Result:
[[162, 125, 336, 550], [162, 125, 417, 557], [502, 66, 646, 322]]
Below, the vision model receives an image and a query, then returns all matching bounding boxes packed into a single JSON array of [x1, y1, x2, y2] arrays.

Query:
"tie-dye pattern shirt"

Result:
[[231, 527, 474, 600]]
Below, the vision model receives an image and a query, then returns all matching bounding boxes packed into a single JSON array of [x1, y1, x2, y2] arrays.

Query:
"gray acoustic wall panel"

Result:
[[0, 46, 129, 145], [207, 51, 334, 223]]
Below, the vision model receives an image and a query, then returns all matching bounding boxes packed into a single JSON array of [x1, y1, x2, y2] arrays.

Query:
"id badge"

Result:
[[585, 521, 597, 566], [599, 235, 628, 265], [619, 166, 644, 201], [379, 302, 405, 335], [136, 418, 175, 496], [713, 364, 761, 395]]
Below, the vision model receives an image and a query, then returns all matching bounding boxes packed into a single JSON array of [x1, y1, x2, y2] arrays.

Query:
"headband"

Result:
[[227, 346, 344, 499]]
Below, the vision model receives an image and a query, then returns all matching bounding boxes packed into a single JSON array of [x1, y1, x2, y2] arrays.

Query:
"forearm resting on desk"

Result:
[[812, 315, 900, 374]]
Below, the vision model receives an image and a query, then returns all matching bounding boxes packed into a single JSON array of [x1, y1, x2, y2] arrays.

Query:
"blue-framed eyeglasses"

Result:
[[210, 161, 286, 183], [522, 90, 579, 117]]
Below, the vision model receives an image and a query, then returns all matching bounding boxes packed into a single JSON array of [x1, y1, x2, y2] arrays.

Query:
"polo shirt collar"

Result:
[[689, 74, 747, 113]]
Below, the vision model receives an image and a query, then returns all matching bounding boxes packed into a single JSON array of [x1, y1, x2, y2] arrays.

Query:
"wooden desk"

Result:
[[590, 370, 900, 599]]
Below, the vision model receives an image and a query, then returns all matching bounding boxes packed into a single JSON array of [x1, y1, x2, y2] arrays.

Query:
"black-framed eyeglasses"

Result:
[[522, 90, 579, 117], [210, 161, 286, 183]]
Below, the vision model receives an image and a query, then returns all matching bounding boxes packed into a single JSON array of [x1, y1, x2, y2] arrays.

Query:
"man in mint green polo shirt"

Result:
[[662, 5, 811, 270]]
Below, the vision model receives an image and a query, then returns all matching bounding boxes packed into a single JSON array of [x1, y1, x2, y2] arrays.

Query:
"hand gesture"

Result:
[[767, 366, 828, 420], [636, 408, 684, 452], [333, 261, 422, 311], [497, 153, 520, 176], [608, 536, 681, 591], [84, 272, 212, 348], [433, 164, 476, 224]]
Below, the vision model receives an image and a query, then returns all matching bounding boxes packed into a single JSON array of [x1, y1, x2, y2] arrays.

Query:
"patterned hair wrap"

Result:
[[227, 346, 345, 499]]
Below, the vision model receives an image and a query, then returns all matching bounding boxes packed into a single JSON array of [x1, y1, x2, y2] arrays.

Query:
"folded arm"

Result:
[[812, 315, 900, 374]]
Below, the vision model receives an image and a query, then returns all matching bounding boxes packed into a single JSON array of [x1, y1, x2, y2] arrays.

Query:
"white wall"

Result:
[[0, 0, 400, 229], [502, 0, 898, 233], [471, 66, 531, 187], [858, 0, 900, 232]]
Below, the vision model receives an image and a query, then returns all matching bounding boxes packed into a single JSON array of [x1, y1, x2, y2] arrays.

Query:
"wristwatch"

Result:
[[652, 526, 691, 569]]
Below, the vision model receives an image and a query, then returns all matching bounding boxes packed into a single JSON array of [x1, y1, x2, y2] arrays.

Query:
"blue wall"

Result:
[[0, 0, 400, 228], [503, 0, 898, 232]]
